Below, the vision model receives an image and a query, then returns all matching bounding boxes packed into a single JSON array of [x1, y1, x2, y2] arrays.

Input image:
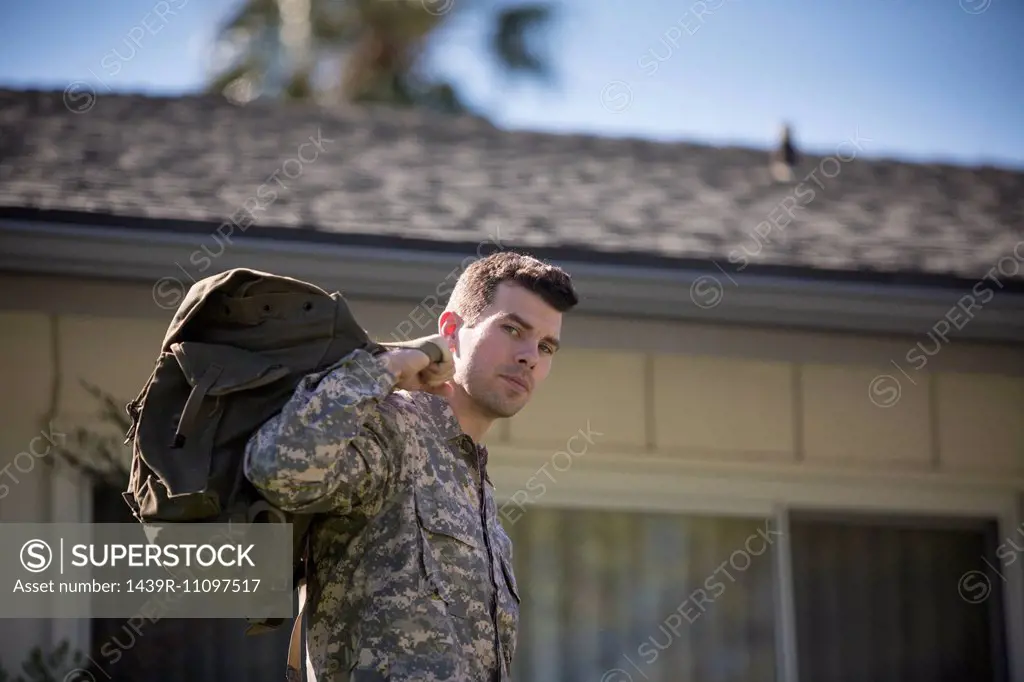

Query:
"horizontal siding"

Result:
[[509, 349, 647, 450], [0, 308, 1020, 491], [1, 309, 1020, 512], [505, 348, 1022, 480], [652, 354, 795, 458], [801, 363, 932, 467], [935, 372, 1024, 475]]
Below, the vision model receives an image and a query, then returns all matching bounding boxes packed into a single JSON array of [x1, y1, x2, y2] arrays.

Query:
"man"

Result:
[[243, 251, 578, 681]]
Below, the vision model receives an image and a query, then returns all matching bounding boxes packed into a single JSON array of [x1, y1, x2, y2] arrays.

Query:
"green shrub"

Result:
[[0, 640, 90, 682]]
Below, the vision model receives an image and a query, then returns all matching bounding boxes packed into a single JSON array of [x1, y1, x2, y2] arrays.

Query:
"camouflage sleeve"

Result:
[[243, 348, 403, 515]]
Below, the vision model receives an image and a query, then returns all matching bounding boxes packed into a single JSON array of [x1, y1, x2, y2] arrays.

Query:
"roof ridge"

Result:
[[4, 86, 1021, 174]]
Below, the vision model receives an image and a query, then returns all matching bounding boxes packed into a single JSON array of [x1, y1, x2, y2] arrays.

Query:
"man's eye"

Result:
[[504, 325, 520, 337]]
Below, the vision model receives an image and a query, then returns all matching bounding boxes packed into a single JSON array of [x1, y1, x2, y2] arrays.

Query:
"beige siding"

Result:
[[1, 306, 1021, 492], [1, 308, 1021, 513], [0, 313, 53, 668], [0, 312, 92, 670], [652, 354, 795, 459], [0, 312, 61, 524], [800, 363, 933, 468], [936, 372, 1024, 475], [509, 349, 646, 451], [55, 315, 168, 420], [505, 350, 1020, 483]]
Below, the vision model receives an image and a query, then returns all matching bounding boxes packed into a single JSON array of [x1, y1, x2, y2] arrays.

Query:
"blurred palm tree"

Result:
[[205, 0, 555, 114]]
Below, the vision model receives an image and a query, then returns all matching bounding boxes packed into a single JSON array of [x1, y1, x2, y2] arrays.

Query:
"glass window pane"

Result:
[[789, 511, 1009, 682], [505, 505, 779, 682]]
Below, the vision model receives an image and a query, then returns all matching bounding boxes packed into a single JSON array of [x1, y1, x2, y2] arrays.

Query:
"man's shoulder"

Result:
[[373, 392, 463, 480], [371, 391, 460, 491], [380, 390, 455, 434]]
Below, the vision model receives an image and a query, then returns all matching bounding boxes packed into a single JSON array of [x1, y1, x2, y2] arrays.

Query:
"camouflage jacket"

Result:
[[244, 348, 520, 682]]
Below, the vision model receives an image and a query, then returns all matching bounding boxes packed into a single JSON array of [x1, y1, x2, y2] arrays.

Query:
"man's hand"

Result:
[[380, 334, 455, 397]]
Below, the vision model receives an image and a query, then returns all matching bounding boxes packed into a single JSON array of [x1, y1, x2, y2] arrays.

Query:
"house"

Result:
[[0, 86, 1022, 682]]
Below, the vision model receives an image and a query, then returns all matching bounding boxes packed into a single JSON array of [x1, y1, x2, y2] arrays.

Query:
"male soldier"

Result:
[[243, 251, 578, 681]]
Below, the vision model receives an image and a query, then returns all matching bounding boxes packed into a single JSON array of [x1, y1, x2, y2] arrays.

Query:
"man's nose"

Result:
[[516, 346, 539, 368]]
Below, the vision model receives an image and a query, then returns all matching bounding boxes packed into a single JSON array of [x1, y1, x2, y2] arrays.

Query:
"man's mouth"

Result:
[[502, 375, 530, 393]]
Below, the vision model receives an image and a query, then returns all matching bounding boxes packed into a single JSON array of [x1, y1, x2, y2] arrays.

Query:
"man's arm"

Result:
[[243, 348, 403, 516]]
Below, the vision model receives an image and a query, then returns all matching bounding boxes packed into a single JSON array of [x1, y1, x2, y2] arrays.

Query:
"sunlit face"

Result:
[[444, 282, 563, 419]]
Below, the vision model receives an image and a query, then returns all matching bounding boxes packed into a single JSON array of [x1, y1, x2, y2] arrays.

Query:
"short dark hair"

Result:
[[447, 251, 578, 325]]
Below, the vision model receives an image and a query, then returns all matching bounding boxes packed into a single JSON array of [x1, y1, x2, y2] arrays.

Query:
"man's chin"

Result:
[[479, 397, 527, 420], [497, 404, 525, 419]]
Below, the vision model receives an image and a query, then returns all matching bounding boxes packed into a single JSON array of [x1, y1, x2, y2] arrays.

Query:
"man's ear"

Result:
[[438, 311, 461, 351]]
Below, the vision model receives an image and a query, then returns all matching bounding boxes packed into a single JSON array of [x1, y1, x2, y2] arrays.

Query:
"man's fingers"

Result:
[[394, 368, 453, 394], [424, 382, 454, 398], [420, 365, 454, 385]]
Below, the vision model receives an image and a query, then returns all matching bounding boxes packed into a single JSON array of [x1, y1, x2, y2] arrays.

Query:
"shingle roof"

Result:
[[1, 87, 1022, 285]]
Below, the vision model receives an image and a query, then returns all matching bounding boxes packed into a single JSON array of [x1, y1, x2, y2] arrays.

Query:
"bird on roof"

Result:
[[770, 122, 799, 182]]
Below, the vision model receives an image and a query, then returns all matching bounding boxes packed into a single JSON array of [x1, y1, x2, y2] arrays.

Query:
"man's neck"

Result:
[[445, 387, 493, 444]]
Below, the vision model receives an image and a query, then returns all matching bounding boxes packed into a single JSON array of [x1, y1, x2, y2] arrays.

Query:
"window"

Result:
[[504, 504, 1015, 682], [506, 506, 779, 682], [788, 511, 1010, 682]]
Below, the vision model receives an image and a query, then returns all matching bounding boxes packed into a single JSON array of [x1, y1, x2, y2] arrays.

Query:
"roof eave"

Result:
[[2, 218, 1023, 344]]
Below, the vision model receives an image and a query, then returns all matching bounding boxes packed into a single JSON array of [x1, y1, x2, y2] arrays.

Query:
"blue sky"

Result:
[[2, 0, 1022, 169]]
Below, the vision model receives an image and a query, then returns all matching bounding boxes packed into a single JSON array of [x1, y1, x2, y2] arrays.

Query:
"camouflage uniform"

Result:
[[244, 348, 520, 682]]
